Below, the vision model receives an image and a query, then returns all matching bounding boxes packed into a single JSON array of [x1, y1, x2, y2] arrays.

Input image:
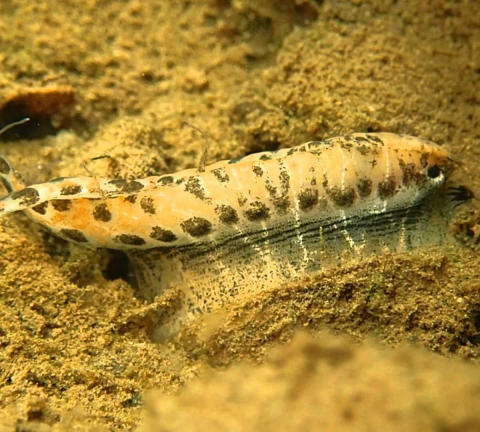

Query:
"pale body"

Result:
[[0, 133, 469, 337]]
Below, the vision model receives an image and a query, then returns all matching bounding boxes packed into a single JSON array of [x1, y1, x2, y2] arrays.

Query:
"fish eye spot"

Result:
[[427, 164, 441, 179]]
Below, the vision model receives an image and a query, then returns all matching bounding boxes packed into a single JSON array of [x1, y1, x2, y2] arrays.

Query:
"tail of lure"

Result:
[[0, 118, 32, 194], [0, 119, 30, 214], [0, 155, 26, 195]]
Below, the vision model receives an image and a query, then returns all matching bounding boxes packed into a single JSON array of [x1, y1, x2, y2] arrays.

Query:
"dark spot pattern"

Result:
[[115, 234, 146, 246], [264, 178, 290, 215], [140, 197, 156, 214], [298, 188, 319, 212], [237, 195, 247, 207], [353, 136, 370, 144], [228, 156, 245, 165], [181, 217, 213, 237], [32, 201, 48, 215], [328, 186, 356, 208], [0, 157, 11, 174], [287, 148, 298, 156], [271, 196, 291, 215], [108, 179, 144, 193], [378, 177, 397, 199], [215, 205, 239, 225], [398, 160, 418, 186], [11, 187, 40, 206], [366, 135, 384, 145], [340, 141, 354, 151], [185, 177, 210, 201], [279, 170, 290, 191], [259, 154, 272, 161], [211, 168, 230, 183], [52, 199, 72, 212], [309, 140, 330, 148], [227, 156, 245, 165], [356, 178, 372, 198], [356, 145, 370, 156], [150, 226, 178, 242], [265, 180, 277, 197], [60, 228, 88, 243], [124, 194, 137, 204], [244, 201, 270, 221], [157, 176, 174, 186], [61, 184, 82, 195], [93, 203, 112, 222], [252, 165, 263, 177]]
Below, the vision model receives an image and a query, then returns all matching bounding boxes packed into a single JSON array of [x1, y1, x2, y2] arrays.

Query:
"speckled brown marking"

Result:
[[252, 165, 263, 177], [398, 160, 417, 186], [298, 188, 319, 212], [60, 228, 88, 243], [265, 180, 277, 197], [124, 194, 137, 204], [115, 234, 146, 246], [140, 196, 156, 215], [367, 135, 384, 144], [181, 217, 213, 237], [340, 141, 354, 151], [109, 179, 144, 193], [354, 136, 370, 144], [11, 187, 40, 206], [60, 184, 82, 195], [378, 177, 397, 199], [279, 168, 290, 191], [244, 201, 270, 221], [93, 203, 112, 222], [32, 201, 48, 215], [309, 140, 329, 148], [237, 194, 247, 207], [150, 226, 177, 242], [328, 186, 357, 208], [259, 154, 272, 161], [185, 177, 210, 202], [0, 157, 10, 175], [356, 144, 370, 156], [51, 199, 72, 212], [271, 196, 291, 215], [227, 156, 245, 165], [211, 168, 229, 183], [357, 178, 372, 198], [157, 176, 174, 186], [215, 204, 239, 225]]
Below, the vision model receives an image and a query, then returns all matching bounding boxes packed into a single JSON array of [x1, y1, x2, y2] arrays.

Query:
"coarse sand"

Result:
[[0, 0, 480, 430]]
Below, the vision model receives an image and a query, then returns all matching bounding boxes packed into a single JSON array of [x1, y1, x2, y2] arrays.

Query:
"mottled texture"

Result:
[[0, 1, 479, 428]]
